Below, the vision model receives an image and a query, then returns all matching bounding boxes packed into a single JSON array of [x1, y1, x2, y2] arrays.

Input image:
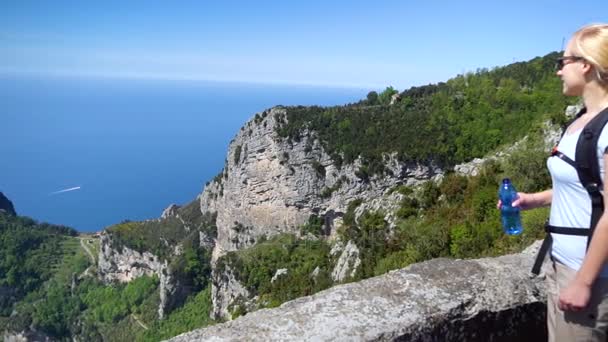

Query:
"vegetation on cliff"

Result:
[[1, 50, 571, 340], [275, 51, 572, 177], [217, 132, 553, 316], [0, 214, 77, 316], [107, 199, 217, 259], [0, 208, 217, 341]]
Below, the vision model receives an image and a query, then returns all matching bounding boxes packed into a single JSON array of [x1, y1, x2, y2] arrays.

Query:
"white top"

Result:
[[548, 124, 608, 276]]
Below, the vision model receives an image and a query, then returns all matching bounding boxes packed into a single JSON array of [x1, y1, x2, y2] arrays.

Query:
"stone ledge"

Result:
[[168, 241, 547, 342]]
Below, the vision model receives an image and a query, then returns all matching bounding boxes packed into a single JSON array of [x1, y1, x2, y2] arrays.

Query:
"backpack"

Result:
[[532, 107, 608, 275]]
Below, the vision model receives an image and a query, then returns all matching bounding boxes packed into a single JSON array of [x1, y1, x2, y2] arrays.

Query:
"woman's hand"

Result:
[[558, 280, 591, 312], [496, 192, 538, 210]]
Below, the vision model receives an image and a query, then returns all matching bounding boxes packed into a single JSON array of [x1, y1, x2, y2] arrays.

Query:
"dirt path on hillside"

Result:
[[79, 237, 96, 264], [132, 314, 149, 330]]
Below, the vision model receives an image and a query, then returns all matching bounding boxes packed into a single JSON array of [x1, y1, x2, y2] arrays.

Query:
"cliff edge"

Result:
[[169, 242, 547, 342]]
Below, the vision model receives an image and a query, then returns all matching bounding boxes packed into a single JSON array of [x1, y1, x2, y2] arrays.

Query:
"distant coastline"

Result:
[[0, 77, 366, 232]]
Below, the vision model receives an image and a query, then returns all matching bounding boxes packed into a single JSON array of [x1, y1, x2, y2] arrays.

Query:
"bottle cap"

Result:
[[502, 178, 511, 184]]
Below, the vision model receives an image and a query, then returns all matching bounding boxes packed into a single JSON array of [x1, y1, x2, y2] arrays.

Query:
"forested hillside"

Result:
[[276, 51, 570, 176], [1, 50, 574, 340]]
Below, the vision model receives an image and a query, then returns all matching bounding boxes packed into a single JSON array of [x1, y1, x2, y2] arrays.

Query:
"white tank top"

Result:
[[548, 123, 608, 276]]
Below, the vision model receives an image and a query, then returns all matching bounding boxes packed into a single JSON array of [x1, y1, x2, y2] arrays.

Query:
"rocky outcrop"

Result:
[[331, 240, 361, 282], [3, 330, 52, 342], [199, 107, 443, 319], [0, 192, 16, 216], [271, 268, 288, 283], [354, 190, 405, 229], [97, 233, 188, 319], [211, 263, 251, 320], [169, 242, 547, 342], [97, 233, 164, 283], [161, 204, 180, 219], [199, 107, 443, 259], [158, 263, 193, 320]]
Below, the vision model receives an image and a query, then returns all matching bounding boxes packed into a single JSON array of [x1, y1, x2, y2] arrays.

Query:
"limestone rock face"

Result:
[[199, 107, 443, 260], [97, 233, 163, 283], [210, 263, 251, 320], [158, 263, 192, 320], [271, 268, 288, 283], [331, 240, 361, 282], [354, 190, 405, 229], [199, 107, 443, 319], [97, 233, 187, 319], [168, 242, 548, 342], [161, 204, 180, 219]]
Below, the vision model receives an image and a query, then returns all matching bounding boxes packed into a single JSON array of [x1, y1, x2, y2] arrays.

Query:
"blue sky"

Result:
[[1, 1, 607, 89]]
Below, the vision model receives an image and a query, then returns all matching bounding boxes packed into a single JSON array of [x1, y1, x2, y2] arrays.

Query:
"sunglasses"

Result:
[[556, 56, 585, 71]]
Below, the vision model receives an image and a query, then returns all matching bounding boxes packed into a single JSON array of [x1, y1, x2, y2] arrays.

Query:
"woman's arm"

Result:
[[497, 189, 553, 210], [513, 190, 553, 210], [559, 154, 608, 311]]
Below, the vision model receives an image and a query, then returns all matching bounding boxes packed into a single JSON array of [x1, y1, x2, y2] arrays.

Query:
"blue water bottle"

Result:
[[499, 178, 523, 235]]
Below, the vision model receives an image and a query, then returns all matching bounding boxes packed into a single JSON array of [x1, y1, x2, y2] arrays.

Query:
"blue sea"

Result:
[[0, 76, 367, 232]]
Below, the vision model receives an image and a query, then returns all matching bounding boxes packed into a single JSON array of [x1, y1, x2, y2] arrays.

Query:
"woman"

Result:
[[509, 23, 608, 341]]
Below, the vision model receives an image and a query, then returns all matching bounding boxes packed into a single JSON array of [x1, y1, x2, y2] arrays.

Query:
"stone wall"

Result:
[[168, 242, 548, 342]]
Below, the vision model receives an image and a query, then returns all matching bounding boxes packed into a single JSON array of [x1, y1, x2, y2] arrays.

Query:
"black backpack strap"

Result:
[[574, 107, 608, 249], [551, 150, 576, 168], [532, 223, 589, 275]]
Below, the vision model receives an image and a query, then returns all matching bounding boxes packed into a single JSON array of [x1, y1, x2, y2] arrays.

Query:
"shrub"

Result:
[[234, 145, 242, 165]]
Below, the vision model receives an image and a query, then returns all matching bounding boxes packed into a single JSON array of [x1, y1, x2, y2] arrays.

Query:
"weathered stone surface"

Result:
[[97, 233, 163, 283], [331, 240, 361, 282], [199, 107, 443, 260], [271, 268, 289, 283], [199, 231, 215, 250], [97, 233, 189, 320], [453, 158, 485, 177], [3, 330, 51, 342], [162, 204, 180, 219], [168, 242, 547, 342], [354, 190, 405, 229], [158, 262, 195, 320], [211, 263, 251, 320], [565, 103, 584, 118]]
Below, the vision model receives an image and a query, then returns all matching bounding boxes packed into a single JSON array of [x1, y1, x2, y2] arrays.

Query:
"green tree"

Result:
[[378, 86, 398, 105], [366, 91, 378, 105]]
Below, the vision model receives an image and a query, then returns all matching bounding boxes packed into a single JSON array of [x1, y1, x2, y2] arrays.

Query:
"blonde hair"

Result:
[[573, 23, 608, 84]]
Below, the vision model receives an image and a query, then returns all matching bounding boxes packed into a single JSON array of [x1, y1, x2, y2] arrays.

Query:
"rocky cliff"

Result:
[[98, 232, 183, 319], [169, 241, 548, 342], [196, 103, 571, 320], [199, 103, 574, 260], [97, 200, 216, 319], [195, 107, 446, 318], [98, 233, 165, 283], [199, 107, 443, 259], [94, 103, 572, 324]]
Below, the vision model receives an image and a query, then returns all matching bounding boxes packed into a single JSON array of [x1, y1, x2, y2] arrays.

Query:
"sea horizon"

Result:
[[0, 75, 368, 232]]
